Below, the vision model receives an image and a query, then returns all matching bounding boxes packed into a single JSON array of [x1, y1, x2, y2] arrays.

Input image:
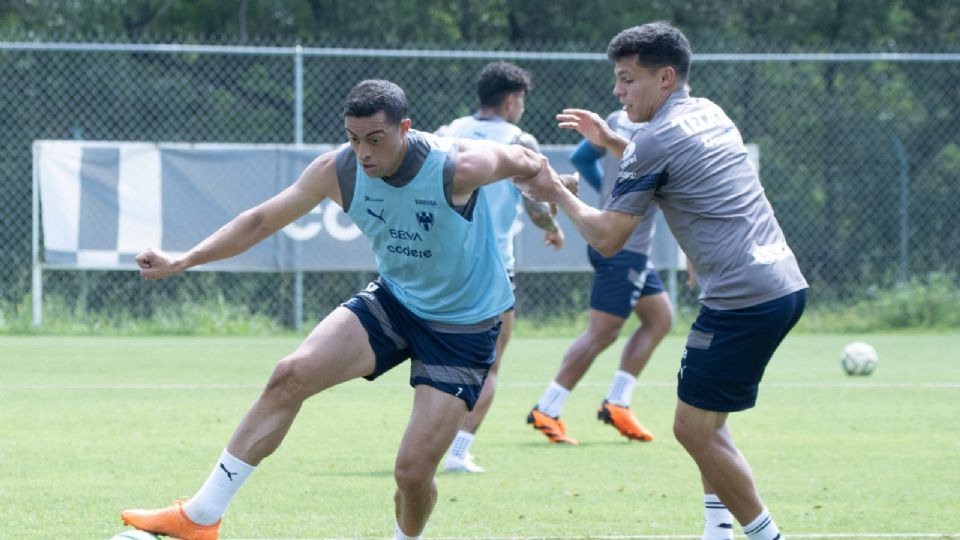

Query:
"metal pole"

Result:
[[293, 45, 305, 331], [668, 268, 678, 316], [32, 144, 43, 327], [890, 134, 909, 282]]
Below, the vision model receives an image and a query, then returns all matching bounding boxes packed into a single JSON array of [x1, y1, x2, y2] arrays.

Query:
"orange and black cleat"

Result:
[[527, 406, 578, 445], [598, 399, 654, 442], [120, 497, 220, 540]]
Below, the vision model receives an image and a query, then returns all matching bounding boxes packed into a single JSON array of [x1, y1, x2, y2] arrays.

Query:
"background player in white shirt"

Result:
[[437, 61, 566, 473]]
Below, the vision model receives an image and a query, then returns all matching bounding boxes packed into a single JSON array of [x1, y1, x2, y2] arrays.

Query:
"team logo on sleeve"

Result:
[[621, 141, 637, 168], [416, 211, 434, 232]]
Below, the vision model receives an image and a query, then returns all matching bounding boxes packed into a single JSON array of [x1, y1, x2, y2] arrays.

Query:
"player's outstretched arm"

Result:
[[136, 151, 339, 281], [451, 138, 542, 198], [515, 156, 638, 257], [557, 109, 630, 158]]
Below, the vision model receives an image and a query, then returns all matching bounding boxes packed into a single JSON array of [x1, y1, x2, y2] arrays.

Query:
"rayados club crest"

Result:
[[416, 211, 434, 232]]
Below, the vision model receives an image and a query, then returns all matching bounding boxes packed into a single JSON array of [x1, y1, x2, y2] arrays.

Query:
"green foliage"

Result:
[[800, 272, 960, 333], [0, 293, 288, 336], [5, 273, 959, 335], [3, 0, 959, 50]]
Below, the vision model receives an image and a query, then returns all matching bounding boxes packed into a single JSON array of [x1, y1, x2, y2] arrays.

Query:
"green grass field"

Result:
[[2, 334, 958, 539]]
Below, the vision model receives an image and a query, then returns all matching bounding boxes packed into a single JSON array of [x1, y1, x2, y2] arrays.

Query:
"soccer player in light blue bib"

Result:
[[436, 61, 565, 473], [122, 79, 554, 540], [517, 22, 808, 540]]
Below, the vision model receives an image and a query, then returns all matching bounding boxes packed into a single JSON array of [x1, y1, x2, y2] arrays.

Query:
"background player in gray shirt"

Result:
[[528, 109, 672, 446], [516, 21, 808, 540]]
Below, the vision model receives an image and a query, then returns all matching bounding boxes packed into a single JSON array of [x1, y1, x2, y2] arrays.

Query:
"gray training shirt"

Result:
[[606, 89, 808, 310], [600, 110, 659, 255]]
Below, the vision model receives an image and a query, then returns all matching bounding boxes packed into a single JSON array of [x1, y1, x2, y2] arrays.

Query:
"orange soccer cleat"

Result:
[[597, 400, 654, 442], [120, 497, 220, 540], [527, 406, 578, 445]]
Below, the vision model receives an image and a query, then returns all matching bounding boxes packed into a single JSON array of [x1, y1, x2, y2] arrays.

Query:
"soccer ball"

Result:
[[110, 531, 159, 540], [840, 341, 878, 376]]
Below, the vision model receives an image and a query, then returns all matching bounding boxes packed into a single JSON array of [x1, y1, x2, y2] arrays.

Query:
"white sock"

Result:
[[536, 381, 571, 418], [448, 430, 475, 460], [743, 507, 782, 540], [606, 370, 637, 407], [183, 449, 256, 525], [395, 520, 422, 540], [702, 493, 734, 540]]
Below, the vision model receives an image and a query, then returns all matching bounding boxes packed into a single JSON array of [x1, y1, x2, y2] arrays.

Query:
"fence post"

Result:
[[293, 45, 305, 332]]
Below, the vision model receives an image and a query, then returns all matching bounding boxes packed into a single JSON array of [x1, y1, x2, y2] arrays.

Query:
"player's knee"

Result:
[[262, 357, 309, 405], [647, 309, 673, 338], [639, 299, 673, 337], [587, 323, 621, 349], [394, 459, 436, 494], [672, 417, 709, 454]]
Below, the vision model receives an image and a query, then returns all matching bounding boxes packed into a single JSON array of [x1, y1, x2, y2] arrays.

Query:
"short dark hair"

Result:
[[477, 62, 532, 108], [343, 79, 408, 124], [607, 21, 691, 82]]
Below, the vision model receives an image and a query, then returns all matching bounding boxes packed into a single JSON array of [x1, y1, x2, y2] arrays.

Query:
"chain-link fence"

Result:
[[2, 43, 959, 331]]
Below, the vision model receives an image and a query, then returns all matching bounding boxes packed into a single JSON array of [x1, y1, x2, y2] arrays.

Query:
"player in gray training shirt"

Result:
[[516, 21, 807, 540]]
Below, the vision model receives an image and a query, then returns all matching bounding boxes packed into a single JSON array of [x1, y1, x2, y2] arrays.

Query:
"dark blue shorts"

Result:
[[588, 246, 666, 319], [677, 289, 806, 412], [341, 279, 501, 411]]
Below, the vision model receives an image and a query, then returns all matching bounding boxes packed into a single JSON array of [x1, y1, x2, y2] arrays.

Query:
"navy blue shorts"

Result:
[[588, 246, 666, 319], [677, 289, 806, 412], [341, 279, 501, 411]]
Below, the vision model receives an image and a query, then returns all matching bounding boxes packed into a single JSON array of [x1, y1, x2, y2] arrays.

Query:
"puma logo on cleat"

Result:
[[219, 462, 238, 481]]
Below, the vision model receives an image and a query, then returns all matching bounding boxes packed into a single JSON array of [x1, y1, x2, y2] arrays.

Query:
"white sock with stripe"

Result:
[[702, 493, 734, 540], [448, 430, 475, 459], [743, 507, 782, 540], [606, 370, 637, 407], [536, 381, 571, 418], [183, 449, 255, 525]]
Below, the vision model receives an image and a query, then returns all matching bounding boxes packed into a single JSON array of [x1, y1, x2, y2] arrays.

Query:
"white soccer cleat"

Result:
[[443, 453, 485, 473]]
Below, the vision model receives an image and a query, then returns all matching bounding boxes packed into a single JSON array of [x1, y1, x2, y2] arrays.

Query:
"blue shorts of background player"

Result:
[[342, 278, 501, 411], [588, 245, 666, 318], [678, 289, 807, 412]]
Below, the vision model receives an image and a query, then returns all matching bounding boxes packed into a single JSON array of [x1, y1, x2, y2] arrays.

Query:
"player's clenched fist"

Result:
[[515, 155, 572, 204], [135, 248, 184, 281]]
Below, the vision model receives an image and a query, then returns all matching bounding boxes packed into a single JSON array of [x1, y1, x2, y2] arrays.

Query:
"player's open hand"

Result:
[[556, 109, 609, 147], [136, 248, 184, 281]]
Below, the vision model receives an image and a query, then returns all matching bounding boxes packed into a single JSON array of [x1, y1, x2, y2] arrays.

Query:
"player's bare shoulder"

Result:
[[451, 137, 498, 187], [298, 147, 344, 207]]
